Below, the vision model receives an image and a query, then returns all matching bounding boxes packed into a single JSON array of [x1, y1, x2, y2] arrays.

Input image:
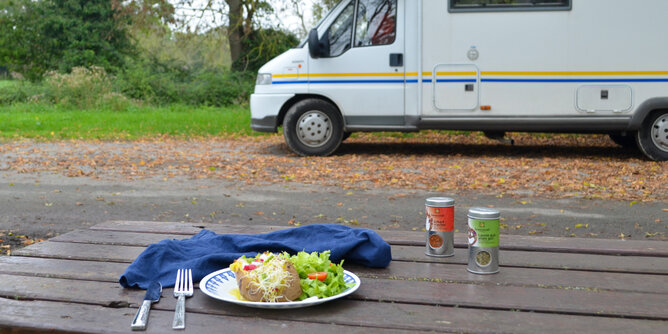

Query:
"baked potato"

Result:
[[230, 252, 302, 302]]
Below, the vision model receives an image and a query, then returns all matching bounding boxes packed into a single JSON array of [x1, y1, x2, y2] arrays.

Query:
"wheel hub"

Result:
[[650, 113, 668, 152], [297, 110, 332, 147]]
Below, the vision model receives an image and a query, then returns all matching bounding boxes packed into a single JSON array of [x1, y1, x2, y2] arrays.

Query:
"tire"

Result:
[[636, 110, 668, 161], [609, 132, 637, 149], [342, 131, 352, 142], [283, 99, 344, 156]]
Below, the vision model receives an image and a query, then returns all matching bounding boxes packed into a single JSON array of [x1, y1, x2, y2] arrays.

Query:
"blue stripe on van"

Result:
[[272, 78, 668, 84]]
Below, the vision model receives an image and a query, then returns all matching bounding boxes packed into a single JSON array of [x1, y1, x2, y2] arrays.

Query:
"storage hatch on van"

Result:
[[576, 85, 633, 113], [432, 64, 480, 111]]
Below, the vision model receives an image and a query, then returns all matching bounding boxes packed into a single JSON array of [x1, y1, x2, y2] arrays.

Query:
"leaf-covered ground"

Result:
[[1, 132, 666, 202]]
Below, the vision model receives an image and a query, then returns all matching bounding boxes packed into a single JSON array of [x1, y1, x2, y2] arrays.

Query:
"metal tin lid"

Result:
[[468, 207, 500, 219], [425, 197, 455, 207]]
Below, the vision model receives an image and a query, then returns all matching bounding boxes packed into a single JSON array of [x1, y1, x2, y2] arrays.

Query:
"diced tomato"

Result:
[[307, 272, 328, 281], [243, 264, 258, 271]]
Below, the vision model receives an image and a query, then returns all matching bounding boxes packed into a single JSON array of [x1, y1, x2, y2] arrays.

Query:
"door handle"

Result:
[[390, 53, 403, 67]]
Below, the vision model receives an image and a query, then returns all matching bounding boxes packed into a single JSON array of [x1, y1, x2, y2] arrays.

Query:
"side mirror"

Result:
[[308, 29, 322, 59]]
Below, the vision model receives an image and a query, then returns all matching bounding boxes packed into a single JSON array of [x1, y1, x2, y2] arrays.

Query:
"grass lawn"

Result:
[[0, 103, 258, 139]]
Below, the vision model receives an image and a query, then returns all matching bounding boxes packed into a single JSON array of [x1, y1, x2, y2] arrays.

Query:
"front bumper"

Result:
[[250, 93, 295, 133], [251, 116, 279, 133]]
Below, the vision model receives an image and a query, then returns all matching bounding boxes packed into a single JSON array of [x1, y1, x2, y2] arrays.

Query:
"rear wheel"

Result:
[[636, 110, 668, 161], [283, 99, 344, 156]]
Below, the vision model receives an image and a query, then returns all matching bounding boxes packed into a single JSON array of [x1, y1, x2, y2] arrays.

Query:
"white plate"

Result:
[[199, 268, 361, 309]]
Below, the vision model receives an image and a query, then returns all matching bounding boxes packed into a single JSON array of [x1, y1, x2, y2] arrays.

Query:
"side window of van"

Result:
[[355, 0, 397, 47], [326, 3, 356, 57]]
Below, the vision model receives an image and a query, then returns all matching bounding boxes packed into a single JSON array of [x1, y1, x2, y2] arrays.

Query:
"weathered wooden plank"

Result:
[[13, 241, 145, 263], [50, 229, 188, 246], [181, 292, 668, 334], [51, 229, 668, 275], [2, 273, 667, 321], [391, 245, 668, 275], [355, 277, 668, 320], [0, 256, 126, 282], [0, 274, 138, 308], [2, 276, 667, 334], [6, 241, 668, 293], [0, 298, 405, 334], [346, 261, 668, 295], [91, 220, 668, 256]]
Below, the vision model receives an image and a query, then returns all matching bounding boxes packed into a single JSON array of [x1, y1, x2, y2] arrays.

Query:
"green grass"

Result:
[[0, 103, 259, 139], [0, 80, 17, 89]]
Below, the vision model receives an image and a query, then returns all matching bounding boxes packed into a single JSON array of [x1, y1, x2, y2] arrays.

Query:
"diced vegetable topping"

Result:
[[243, 264, 258, 271], [307, 272, 328, 281]]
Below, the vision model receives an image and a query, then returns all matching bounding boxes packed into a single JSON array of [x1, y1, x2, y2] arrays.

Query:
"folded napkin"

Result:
[[119, 224, 392, 289]]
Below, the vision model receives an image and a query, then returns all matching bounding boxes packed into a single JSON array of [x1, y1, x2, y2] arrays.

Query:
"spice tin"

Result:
[[425, 197, 455, 257], [467, 208, 500, 274]]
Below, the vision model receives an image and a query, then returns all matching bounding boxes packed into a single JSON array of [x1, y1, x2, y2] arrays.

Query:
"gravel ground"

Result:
[[1, 132, 666, 254]]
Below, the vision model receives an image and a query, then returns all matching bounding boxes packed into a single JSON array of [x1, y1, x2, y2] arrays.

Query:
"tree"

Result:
[[172, 0, 299, 72], [0, 0, 134, 80], [224, 0, 277, 71], [236, 28, 298, 72]]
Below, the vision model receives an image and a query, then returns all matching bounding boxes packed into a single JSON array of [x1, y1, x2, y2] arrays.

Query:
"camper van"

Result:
[[250, 0, 668, 161]]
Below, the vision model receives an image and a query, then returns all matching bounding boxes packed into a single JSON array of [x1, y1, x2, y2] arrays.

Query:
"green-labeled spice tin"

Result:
[[467, 207, 500, 274]]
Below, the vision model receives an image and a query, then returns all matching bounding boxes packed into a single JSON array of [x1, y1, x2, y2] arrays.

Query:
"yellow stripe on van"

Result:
[[434, 71, 477, 76], [273, 74, 300, 78], [481, 71, 668, 76]]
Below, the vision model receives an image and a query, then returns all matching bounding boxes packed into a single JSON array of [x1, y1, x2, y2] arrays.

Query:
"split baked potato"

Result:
[[230, 252, 302, 302]]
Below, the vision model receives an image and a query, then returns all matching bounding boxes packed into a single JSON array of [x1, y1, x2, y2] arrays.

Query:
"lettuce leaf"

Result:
[[285, 251, 354, 300]]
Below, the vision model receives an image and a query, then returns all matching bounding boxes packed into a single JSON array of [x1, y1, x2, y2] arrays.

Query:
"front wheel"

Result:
[[283, 99, 344, 156], [636, 110, 668, 161]]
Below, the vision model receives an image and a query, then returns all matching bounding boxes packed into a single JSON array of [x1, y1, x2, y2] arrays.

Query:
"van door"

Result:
[[308, 0, 405, 128]]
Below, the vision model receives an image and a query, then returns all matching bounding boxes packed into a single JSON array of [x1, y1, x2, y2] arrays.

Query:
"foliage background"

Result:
[[0, 0, 320, 108]]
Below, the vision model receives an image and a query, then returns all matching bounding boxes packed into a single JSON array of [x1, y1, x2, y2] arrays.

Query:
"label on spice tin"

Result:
[[425, 206, 454, 232], [467, 219, 499, 247]]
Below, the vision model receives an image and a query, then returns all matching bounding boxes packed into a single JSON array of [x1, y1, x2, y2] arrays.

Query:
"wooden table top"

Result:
[[1, 220, 667, 333]]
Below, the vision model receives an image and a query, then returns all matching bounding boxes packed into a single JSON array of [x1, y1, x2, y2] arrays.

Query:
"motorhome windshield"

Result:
[[299, 0, 350, 47]]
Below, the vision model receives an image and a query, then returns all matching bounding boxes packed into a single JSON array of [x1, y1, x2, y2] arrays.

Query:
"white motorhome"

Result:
[[250, 0, 668, 161]]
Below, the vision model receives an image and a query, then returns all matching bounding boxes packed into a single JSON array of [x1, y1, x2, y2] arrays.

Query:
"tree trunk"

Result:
[[225, 0, 244, 71]]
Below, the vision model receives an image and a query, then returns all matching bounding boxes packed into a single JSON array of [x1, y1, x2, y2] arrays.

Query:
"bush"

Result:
[[43, 66, 116, 109], [0, 80, 47, 104], [187, 69, 255, 106], [116, 58, 255, 106]]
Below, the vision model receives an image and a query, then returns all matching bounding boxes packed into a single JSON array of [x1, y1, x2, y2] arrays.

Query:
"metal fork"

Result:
[[172, 268, 193, 330]]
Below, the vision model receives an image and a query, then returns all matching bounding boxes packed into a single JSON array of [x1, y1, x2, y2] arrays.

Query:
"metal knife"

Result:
[[131, 281, 162, 331]]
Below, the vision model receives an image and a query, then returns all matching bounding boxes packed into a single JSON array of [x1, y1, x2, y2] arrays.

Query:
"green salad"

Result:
[[283, 250, 355, 300]]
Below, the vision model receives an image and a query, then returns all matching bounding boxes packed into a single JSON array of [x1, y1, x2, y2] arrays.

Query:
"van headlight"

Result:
[[256, 73, 272, 85]]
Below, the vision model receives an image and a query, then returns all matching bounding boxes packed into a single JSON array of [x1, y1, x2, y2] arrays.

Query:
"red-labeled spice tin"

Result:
[[425, 197, 455, 257]]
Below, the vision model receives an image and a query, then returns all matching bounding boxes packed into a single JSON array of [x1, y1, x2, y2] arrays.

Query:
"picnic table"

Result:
[[1, 220, 667, 333]]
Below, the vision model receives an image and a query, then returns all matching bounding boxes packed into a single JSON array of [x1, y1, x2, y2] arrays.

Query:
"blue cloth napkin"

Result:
[[119, 224, 392, 289]]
